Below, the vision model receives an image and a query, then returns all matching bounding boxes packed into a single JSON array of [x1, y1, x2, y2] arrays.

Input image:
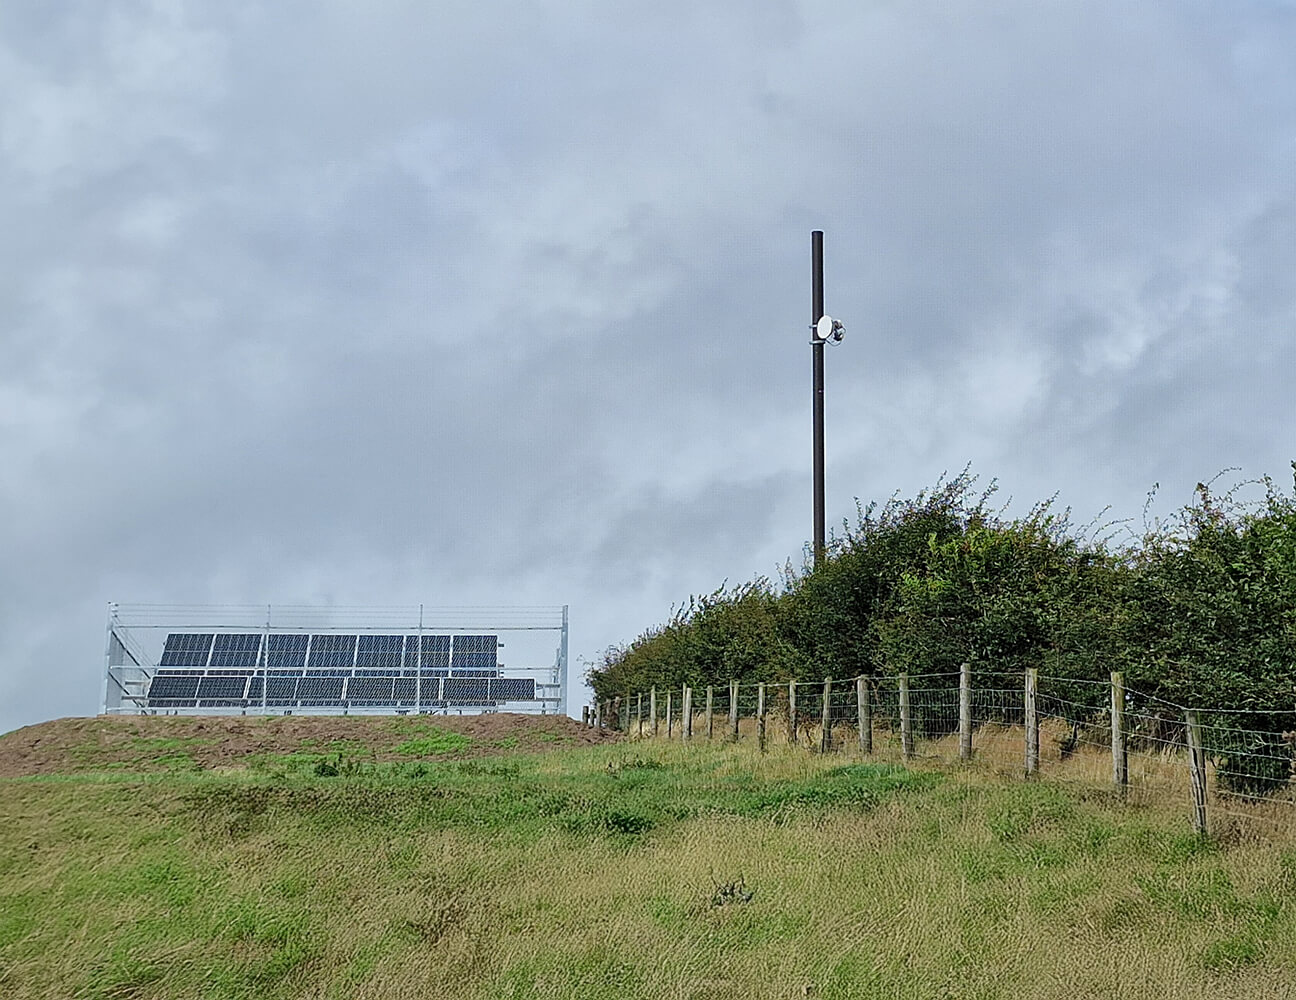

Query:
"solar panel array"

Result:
[[144, 632, 537, 710]]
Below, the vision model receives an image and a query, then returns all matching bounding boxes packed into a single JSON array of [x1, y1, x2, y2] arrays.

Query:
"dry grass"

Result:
[[658, 710, 1296, 844]]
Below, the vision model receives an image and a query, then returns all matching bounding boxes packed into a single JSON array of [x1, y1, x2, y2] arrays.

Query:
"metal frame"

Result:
[[103, 603, 569, 718]]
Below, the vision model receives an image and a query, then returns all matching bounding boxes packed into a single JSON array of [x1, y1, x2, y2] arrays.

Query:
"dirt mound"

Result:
[[0, 712, 619, 777]]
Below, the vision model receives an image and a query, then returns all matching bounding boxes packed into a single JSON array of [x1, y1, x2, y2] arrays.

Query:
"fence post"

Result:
[[1186, 709, 1208, 836], [820, 677, 833, 753], [959, 661, 972, 761], [1024, 668, 1039, 777], [1111, 671, 1127, 792], [683, 686, 693, 741], [899, 673, 914, 760], [650, 686, 658, 738], [582, 705, 589, 728], [666, 690, 673, 739], [705, 686, 714, 740], [757, 683, 767, 753], [857, 676, 872, 754], [594, 701, 602, 729], [613, 696, 622, 733], [637, 693, 643, 737], [788, 679, 798, 745], [729, 679, 740, 741]]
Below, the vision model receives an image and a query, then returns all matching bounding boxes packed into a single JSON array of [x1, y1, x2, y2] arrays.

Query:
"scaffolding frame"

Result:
[[102, 603, 568, 718]]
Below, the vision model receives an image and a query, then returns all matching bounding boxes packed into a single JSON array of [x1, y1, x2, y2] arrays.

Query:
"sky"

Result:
[[2, 1, 1295, 734]]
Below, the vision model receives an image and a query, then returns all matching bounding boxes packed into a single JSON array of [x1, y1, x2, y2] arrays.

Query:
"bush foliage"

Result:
[[588, 466, 1296, 793]]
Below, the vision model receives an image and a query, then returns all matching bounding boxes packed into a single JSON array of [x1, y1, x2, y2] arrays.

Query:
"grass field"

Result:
[[2, 721, 1296, 999]]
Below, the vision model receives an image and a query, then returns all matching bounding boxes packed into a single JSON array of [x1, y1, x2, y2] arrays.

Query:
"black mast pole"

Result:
[[812, 230, 825, 569]]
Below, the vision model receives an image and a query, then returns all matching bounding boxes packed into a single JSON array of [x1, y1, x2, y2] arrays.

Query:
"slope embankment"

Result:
[[0, 712, 616, 777]]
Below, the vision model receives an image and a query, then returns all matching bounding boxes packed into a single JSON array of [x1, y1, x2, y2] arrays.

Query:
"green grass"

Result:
[[2, 741, 1295, 999], [392, 726, 474, 757]]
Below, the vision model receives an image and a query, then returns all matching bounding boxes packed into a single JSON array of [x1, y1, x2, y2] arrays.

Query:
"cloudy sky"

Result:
[[2, 1, 1295, 734]]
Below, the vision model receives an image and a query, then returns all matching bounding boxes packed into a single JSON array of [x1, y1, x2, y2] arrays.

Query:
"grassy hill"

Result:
[[1, 715, 1295, 999]]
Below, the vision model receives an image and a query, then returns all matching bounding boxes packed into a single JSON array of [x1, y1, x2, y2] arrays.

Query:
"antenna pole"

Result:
[[811, 230, 825, 569]]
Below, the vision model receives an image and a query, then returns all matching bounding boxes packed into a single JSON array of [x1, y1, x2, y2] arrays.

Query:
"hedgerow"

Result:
[[588, 465, 1296, 793]]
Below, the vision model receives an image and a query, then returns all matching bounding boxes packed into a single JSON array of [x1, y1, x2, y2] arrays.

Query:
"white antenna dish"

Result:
[[815, 315, 845, 343]]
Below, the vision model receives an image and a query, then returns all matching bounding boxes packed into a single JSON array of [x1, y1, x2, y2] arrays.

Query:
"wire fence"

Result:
[[586, 668, 1296, 843]]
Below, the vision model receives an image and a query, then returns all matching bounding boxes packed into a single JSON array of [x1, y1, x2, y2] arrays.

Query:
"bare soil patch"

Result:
[[0, 712, 618, 777]]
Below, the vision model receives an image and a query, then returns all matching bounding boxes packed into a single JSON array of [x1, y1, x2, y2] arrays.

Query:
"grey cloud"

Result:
[[4, 2, 1296, 732]]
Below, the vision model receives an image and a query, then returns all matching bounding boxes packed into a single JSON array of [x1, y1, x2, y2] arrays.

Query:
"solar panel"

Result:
[[210, 634, 262, 667], [394, 677, 417, 701], [451, 636, 497, 670], [308, 635, 356, 669], [444, 677, 489, 703], [347, 677, 395, 701], [160, 634, 214, 667], [489, 678, 535, 701], [417, 676, 443, 699], [246, 673, 299, 704], [453, 634, 497, 653], [148, 675, 201, 700], [404, 635, 450, 669], [197, 676, 249, 700], [266, 634, 308, 668], [297, 677, 344, 702], [355, 635, 403, 668]]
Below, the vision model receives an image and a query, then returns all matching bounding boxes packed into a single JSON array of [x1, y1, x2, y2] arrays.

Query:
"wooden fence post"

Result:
[[594, 701, 602, 729], [705, 686, 714, 740], [788, 679, 798, 745], [1186, 709, 1208, 836], [899, 673, 913, 760], [958, 661, 972, 761], [613, 696, 622, 733], [820, 677, 833, 753], [1024, 668, 1039, 777], [683, 686, 693, 741], [729, 679, 740, 741], [857, 676, 872, 754], [650, 686, 658, 738], [666, 690, 673, 739], [1111, 671, 1127, 791], [636, 693, 643, 737], [582, 705, 589, 728], [757, 683, 767, 753]]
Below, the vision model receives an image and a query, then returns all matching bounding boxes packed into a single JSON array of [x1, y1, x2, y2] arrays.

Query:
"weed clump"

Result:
[[709, 876, 754, 908]]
